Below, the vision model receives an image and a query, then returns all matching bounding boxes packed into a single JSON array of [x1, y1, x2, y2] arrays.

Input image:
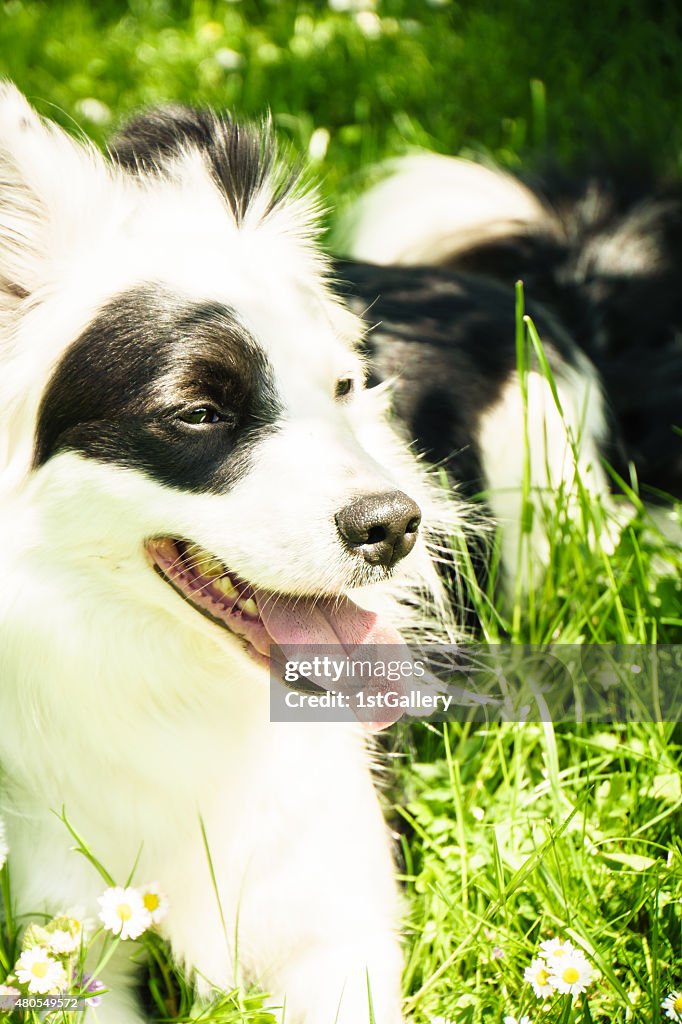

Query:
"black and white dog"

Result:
[[0, 87, 461, 1024], [0, 83, 680, 1024]]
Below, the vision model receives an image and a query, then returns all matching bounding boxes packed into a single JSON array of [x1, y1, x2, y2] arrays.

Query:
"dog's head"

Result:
[[0, 86, 458, 684]]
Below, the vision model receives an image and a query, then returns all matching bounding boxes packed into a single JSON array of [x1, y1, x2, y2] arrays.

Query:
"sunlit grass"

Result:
[[1, 0, 682, 209], [392, 300, 682, 1022]]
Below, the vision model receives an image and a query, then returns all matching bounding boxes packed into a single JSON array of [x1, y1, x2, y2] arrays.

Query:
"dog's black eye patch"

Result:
[[34, 284, 282, 493]]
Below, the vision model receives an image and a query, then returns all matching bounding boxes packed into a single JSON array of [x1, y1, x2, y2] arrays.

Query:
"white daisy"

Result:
[[28, 913, 84, 956], [65, 906, 95, 939], [47, 926, 81, 955], [139, 882, 169, 926], [548, 949, 595, 996], [539, 937, 575, 965], [98, 886, 151, 940], [524, 957, 554, 998], [15, 945, 67, 994], [0, 817, 8, 871], [504, 1016, 532, 1024], [662, 991, 682, 1021]]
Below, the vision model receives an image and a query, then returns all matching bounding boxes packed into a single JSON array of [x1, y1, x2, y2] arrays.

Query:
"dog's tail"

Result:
[[336, 153, 548, 268], [338, 153, 682, 499]]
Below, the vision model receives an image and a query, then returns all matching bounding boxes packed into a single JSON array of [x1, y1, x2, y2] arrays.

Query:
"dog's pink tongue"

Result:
[[259, 593, 400, 648], [259, 593, 405, 731]]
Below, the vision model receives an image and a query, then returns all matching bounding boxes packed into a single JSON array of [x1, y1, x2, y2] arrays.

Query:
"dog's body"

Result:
[[338, 154, 682, 520], [0, 88, 463, 1024]]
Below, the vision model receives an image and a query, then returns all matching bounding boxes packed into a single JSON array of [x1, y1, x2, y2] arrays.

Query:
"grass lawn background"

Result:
[[1, 2, 682, 1022], [2, 0, 682, 197]]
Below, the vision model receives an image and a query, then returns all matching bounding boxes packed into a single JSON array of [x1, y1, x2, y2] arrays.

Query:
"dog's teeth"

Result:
[[213, 576, 238, 598], [153, 538, 178, 561], [183, 543, 225, 580], [201, 557, 228, 580], [240, 597, 258, 617]]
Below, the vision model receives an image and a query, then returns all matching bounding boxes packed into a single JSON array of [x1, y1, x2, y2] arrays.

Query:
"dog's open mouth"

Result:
[[147, 537, 275, 663], [145, 537, 409, 726]]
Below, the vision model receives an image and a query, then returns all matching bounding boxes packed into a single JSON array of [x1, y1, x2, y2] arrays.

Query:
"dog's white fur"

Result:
[[337, 153, 548, 266], [0, 86, 464, 1024]]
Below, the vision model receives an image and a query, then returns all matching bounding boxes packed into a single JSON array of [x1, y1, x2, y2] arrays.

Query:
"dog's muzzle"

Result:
[[335, 490, 421, 569]]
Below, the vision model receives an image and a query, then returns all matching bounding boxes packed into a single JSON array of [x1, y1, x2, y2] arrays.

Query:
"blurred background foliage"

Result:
[[1, 0, 682, 208]]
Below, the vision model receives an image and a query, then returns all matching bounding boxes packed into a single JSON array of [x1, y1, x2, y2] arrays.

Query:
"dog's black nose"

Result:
[[336, 490, 422, 568]]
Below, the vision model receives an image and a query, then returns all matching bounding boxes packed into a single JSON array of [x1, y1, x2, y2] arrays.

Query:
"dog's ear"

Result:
[[0, 83, 108, 302]]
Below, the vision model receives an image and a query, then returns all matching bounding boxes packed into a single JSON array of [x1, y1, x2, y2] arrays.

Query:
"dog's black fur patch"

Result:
[[337, 169, 682, 502], [335, 260, 612, 497], [35, 284, 282, 493], [110, 107, 299, 226], [438, 172, 682, 499]]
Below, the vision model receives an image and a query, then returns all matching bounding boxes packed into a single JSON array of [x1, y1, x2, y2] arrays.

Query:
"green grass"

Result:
[[1, 2, 681, 1023], [392, 309, 682, 1022], [392, 717, 682, 1022], [2, 0, 682, 205]]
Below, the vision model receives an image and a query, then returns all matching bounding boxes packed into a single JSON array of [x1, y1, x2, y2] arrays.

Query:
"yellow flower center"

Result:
[[536, 967, 549, 986], [117, 903, 133, 921], [562, 966, 580, 984], [143, 893, 159, 913], [554, 947, 567, 957], [675, 995, 682, 1012], [31, 963, 48, 979]]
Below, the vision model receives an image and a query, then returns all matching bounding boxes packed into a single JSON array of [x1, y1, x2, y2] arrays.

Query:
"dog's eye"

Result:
[[335, 378, 354, 399], [179, 406, 224, 426]]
